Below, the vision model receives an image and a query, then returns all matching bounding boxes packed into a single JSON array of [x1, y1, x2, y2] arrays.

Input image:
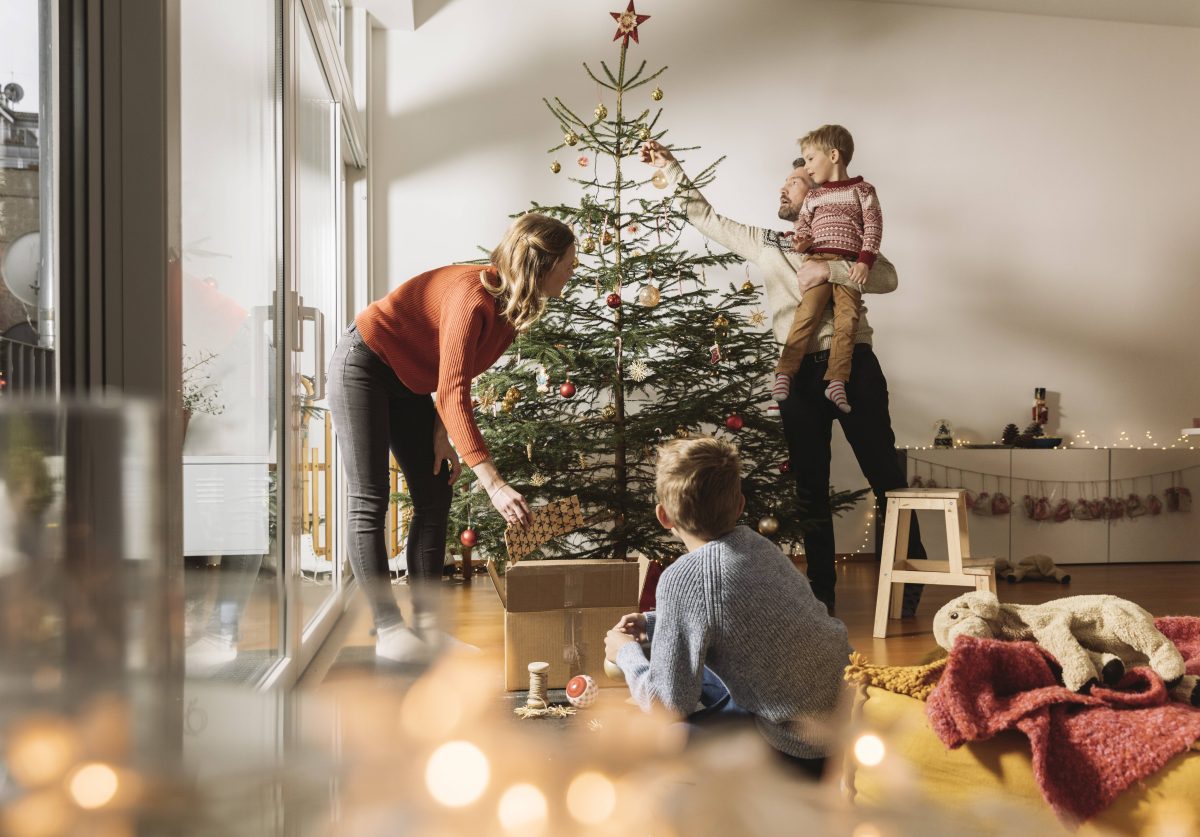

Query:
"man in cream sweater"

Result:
[[640, 141, 923, 615]]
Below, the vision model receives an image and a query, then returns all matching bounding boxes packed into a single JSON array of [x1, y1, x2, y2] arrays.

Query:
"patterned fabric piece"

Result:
[[793, 176, 882, 267], [504, 495, 585, 562]]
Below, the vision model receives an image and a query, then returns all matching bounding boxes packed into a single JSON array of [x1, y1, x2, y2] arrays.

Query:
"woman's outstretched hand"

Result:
[[489, 483, 531, 527]]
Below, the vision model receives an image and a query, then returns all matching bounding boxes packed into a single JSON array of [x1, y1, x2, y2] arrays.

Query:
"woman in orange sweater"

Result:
[[328, 214, 575, 663]]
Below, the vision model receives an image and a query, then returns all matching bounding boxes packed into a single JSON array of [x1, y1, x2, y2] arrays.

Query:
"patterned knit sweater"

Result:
[[794, 176, 882, 268], [664, 160, 896, 354], [616, 526, 853, 758], [355, 265, 515, 467]]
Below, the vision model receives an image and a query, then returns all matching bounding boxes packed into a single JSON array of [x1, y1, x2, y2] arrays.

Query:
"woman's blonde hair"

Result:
[[486, 213, 575, 331]]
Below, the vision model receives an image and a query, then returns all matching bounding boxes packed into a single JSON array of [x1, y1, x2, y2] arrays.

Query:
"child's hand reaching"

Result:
[[605, 628, 636, 662], [848, 262, 869, 287], [791, 235, 813, 254], [614, 612, 647, 641]]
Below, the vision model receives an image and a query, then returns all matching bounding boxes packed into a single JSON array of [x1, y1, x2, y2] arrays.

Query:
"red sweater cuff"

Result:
[[856, 251, 876, 268]]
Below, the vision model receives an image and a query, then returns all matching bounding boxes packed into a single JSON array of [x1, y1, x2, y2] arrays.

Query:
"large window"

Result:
[[0, 0, 56, 396]]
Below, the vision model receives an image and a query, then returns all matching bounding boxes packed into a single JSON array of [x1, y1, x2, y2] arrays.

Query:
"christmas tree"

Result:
[[400, 3, 867, 567]]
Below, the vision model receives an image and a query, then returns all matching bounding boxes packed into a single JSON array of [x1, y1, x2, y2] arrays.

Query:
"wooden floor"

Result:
[[298, 557, 1200, 690]]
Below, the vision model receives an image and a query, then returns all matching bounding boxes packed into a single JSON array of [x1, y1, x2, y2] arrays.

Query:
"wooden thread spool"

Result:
[[526, 661, 550, 709]]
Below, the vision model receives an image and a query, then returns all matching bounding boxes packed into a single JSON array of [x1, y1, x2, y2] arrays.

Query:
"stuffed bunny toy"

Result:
[[933, 591, 1198, 704], [1003, 553, 1070, 584]]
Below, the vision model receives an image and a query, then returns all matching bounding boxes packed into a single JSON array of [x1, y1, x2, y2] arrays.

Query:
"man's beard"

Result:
[[777, 202, 798, 223]]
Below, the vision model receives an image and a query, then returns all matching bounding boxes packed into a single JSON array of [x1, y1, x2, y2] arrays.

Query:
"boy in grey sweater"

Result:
[[604, 437, 852, 776]]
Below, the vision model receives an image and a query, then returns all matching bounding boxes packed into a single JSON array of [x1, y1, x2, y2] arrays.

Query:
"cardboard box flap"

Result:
[[502, 559, 638, 613]]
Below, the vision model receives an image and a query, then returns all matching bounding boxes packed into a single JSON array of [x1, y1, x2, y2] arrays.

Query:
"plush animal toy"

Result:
[[1003, 553, 1071, 584], [933, 591, 1199, 703]]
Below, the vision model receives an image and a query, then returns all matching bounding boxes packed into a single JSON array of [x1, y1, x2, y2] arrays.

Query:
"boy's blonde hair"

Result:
[[655, 437, 742, 540], [487, 213, 575, 332], [799, 124, 855, 166]]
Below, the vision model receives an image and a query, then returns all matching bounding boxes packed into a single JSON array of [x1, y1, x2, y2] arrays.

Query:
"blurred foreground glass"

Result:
[[0, 400, 170, 698]]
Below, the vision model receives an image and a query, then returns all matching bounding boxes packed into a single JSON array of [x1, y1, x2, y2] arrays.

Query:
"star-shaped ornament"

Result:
[[610, 1, 650, 45]]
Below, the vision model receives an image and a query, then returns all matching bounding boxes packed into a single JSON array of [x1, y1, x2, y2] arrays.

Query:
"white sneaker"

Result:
[[415, 614, 481, 656], [375, 624, 431, 665], [186, 634, 238, 676]]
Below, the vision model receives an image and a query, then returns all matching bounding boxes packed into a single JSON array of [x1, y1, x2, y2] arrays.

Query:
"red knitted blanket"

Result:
[[926, 617, 1200, 824]]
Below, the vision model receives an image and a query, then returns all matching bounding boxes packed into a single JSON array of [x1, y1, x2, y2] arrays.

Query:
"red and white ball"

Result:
[[565, 674, 598, 708]]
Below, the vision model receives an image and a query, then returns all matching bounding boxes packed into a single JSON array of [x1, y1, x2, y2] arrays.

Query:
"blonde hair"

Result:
[[486, 213, 575, 332], [799, 124, 855, 166], [655, 437, 743, 540]]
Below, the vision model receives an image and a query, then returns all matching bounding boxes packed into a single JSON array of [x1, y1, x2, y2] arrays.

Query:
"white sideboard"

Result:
[[904, 448, 1199, 564], [183, 456, 271, 557]]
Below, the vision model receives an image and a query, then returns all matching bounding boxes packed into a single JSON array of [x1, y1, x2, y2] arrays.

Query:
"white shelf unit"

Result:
[[904, 448, 1200, 564]]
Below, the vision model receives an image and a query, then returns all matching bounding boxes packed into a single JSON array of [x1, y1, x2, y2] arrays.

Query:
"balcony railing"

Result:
[[0, 335, 54, 397]]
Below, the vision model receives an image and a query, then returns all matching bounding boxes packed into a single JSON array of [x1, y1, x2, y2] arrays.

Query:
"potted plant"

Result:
[[182, 346, 225, 437]]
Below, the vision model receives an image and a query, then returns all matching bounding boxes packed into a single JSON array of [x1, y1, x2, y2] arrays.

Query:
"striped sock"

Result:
[[825, 380, 851, 413], [772, 373, 791, 402]]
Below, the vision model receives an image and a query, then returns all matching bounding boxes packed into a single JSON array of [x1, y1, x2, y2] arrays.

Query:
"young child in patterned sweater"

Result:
[[604, 437, 851, 776], [772, 124, 883, 414]]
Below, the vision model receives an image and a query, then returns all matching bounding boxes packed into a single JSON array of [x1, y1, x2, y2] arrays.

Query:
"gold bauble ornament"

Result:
[[505, 386, 523, 402], [582, 236, 597, 254], [550, 160, 561, 174], [651, 169, 669, 189], [564, 131, 579, 147], [637, 284, 661, 307], [757, 515, 780, 536], [741, 279, 755, 294], [650, 86, 663, 101], [594, 103, 608, 120], [601, 231, 613, 246], [713, 314, 730, 330], [501, 400, 514, 414], [601, 404, 618, 420], [637, 126, 651, 141], [674, 425, 690, 439]]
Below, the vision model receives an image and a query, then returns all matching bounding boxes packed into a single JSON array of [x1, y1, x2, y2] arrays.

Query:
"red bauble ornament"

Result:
[[559, 380, 577, 398], [725, 414, 744, 431], [459, 528, 478, 547], [606, 293, 622, 309], [778, 460, 791, 475]]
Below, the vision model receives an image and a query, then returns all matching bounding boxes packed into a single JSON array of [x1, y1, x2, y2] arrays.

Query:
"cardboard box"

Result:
[[488, 558, 639, 691]]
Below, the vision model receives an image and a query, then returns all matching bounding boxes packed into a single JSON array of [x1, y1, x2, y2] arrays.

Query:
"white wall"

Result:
[[370, 0, 1200, 551]]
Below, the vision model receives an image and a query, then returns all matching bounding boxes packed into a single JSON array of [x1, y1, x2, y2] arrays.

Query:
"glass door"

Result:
[[179, 0, 282, 683], [292, 4, 346, 647]]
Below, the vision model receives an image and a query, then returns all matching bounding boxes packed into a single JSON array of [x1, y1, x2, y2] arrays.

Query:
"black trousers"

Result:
[[327, 326, 452, 628], [778, 344, 925, 608]]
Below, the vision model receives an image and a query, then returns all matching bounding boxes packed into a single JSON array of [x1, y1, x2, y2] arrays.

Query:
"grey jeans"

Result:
[[327, 325, 451, 628]]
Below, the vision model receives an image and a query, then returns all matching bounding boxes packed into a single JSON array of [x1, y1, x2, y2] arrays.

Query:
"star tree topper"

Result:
[[610, 1, 650, 45]]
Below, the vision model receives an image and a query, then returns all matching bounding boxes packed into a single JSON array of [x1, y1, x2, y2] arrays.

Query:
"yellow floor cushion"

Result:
[[851, 685, 1200, 836]]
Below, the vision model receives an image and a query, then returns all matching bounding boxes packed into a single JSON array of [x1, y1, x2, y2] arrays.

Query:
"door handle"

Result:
[[299, 304, 326, 401]]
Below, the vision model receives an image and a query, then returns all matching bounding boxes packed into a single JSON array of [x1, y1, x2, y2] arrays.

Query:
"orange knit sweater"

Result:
[[355, 265, 515, 467]]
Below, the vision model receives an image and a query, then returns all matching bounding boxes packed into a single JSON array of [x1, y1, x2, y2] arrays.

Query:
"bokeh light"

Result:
[[68, 763, 120, 809], [497, 783, 548, 833], [853, 734, 886, 767], [424, 741, 489, 807], [566, 771, 617, 825], [7, 715, 82, 787]]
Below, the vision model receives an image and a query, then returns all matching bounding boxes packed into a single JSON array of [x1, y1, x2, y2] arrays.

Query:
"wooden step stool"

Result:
[[873, 488, 996, 639]]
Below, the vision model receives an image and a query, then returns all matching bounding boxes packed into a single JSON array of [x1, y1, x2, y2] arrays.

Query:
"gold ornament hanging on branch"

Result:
[[564, 131, 579, 147], [594, 103, 608, 120], [650, 86, 663, 101], [581, 236, 597, 254], [550, 160, 561, 173]]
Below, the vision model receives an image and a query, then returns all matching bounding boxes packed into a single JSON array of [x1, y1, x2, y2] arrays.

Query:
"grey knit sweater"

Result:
[[616, 526, 853, 758]]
